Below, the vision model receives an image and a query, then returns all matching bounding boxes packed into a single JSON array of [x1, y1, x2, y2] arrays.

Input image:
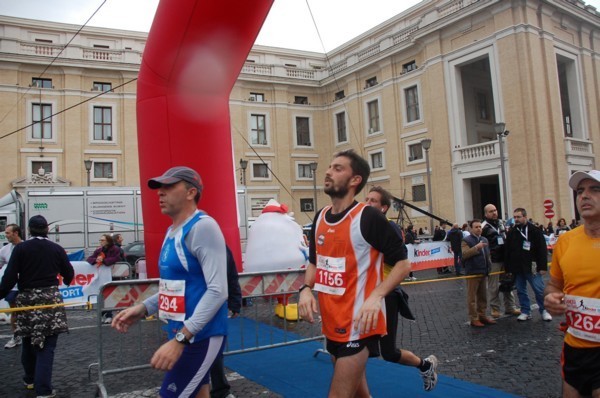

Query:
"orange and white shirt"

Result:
[[310, 202, 407, 342]]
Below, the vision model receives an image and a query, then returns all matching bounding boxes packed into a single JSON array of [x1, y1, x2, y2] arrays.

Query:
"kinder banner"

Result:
[[407, 242, 454, 271], [0, 261, 112, 313], [59, 261, 112, 304]]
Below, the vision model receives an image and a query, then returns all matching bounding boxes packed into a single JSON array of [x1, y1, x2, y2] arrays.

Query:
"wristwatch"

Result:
[[175, 331, 190, 345]]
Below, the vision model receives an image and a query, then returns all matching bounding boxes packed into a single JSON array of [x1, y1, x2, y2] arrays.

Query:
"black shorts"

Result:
[[562, 342, 600, 396], [326, 336, 380, 359]]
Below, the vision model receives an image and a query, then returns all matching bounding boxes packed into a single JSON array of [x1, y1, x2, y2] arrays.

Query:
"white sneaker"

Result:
[[517, 313, 532, 321], [419, 355, 438, 391], [4, 336, 21, 349], [102, 317, 113, 325], [542, 310, 553, 322]]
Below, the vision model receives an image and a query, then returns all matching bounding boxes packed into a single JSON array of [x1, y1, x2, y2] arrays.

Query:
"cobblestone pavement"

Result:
[[0, 270, 564, 397]]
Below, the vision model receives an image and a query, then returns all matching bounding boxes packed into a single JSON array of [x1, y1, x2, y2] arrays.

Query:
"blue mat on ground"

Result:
[[224, 317, 519, 398]]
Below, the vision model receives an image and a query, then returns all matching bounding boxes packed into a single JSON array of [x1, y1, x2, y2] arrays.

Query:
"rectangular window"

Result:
[[405, 86, 420, 123], [370, 152, 383, 169], [300, 198, 314, 212], [93, 44, 110, 49], [412, 184, 426, 202], [32, 78, 52, 88], [250, 114, 267, 145], [32, 103, 52, 139], [336, 112, 347, 143], [294, 96, 308, 105], [367, 100, 380, 134], [249, 92, 264, 102], [93, 82, 112, 92], [402, 60, 417, 73], [32, 161, 52, 175], [298, 164, 312, 179], [408, 143, 423, 162], [93, 106, 113, 141], [296, 117, 311, 146], [252, 163, 270, 179], [94, 162, 113, 178], [334, 90, 345, 101], [365, 77, 378, 88], [475, 90, 491, 122]]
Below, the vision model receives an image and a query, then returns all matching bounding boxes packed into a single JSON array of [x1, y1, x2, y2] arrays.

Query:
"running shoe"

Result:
[[5, 336, 21, 349], [517, 313, 532, 321], [419, 355, 439, 391]]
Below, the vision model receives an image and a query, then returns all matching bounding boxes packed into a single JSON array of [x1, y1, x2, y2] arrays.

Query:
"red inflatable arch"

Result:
[[136, 0, 274, 276]]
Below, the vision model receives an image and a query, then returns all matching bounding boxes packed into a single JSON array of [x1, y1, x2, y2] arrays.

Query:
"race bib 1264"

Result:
[[313, 255, 347, 296], [565, 294, 600, 343], [158, 279, 186, 322]]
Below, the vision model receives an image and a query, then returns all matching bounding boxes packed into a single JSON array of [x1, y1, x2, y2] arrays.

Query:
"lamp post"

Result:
[[84, 159, 92, 187], [239, 158, 248, 186], [309, 162, 318, 217], [494, 123, 510, 220], [421, 138, 433, 235]]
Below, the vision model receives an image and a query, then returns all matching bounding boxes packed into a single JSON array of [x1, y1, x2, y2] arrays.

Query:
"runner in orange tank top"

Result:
[[299, 150, 410, 398]]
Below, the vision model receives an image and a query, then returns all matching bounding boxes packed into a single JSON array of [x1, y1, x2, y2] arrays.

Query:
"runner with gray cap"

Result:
[[544, 170, 600, 398], [112, 165, 228, 398]]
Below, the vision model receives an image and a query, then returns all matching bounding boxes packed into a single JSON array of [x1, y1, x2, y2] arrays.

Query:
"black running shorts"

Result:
[[562, 342, 600, 396], [326, 335, 380, 359]]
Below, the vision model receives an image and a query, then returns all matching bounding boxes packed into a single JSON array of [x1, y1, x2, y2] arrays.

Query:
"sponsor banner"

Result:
[[407, 242, 454, 271], [0, 261, 112, 310], [59, 261, 112, 304]]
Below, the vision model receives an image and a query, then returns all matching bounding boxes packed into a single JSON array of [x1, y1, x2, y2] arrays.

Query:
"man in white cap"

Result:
[[545, 170, 600, 398], [112, 166, 228, 398]]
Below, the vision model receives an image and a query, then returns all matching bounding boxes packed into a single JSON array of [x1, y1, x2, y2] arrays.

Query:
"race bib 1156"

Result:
[[313, 255, 347, 296]]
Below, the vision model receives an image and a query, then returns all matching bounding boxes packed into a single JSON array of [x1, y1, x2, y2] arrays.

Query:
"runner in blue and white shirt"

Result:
[[112, 166, 228, 398]]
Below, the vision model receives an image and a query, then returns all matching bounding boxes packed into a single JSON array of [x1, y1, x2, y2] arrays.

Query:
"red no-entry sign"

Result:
[[543, 199, 554, 209], [544, 209, 555, 219]]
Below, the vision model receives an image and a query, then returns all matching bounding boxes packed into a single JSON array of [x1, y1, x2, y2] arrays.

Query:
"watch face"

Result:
[[176, 332, 185, 342]]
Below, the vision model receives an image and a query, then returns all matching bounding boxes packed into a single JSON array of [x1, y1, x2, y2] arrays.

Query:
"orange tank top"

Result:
[[313, 202, 386, 342]]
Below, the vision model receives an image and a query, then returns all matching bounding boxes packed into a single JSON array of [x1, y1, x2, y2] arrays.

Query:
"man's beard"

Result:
[[324, 178, 351, 199]]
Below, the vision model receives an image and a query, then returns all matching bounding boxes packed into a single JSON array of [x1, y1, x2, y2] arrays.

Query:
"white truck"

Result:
[[0, 187, 143, 252]]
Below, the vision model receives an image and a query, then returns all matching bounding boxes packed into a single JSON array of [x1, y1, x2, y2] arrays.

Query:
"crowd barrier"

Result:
[[89, 269, 324, 397]]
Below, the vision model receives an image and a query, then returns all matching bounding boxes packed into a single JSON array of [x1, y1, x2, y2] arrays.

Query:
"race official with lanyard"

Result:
[[112, 166, 228, 398], [545, 170, 600, 398]]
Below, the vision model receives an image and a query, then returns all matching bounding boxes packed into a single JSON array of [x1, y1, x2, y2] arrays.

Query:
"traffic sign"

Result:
[[544, 209, 555, 219], [543, 199, 554, 209]]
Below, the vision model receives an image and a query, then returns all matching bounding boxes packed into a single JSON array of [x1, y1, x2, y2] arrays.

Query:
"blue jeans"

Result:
[[21, 334, 58, 396], [515, 272, 546, 315]]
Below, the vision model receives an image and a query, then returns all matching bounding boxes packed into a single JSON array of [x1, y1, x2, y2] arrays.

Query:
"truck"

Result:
[[0, 187, 144, 253]]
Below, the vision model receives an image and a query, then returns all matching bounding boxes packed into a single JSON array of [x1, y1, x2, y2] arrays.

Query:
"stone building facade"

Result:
[[0, 0, 598, 230]]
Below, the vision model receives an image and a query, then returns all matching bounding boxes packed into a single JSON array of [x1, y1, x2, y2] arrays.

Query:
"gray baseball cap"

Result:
[[568, 170, 600, 190], [148, 166, 203, 191]]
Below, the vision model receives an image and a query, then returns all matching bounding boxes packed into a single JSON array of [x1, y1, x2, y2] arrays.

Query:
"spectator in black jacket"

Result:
[[482, 204, 519, 319], [209, 246, 242, 398], [505, 208, 552, 322], [0, 215, 74, 397], [446, 224, 464, 275], [433, 224, 451, 274]]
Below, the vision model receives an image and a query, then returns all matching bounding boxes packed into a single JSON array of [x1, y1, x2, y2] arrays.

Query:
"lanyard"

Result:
[[518, 225, 528, 241]]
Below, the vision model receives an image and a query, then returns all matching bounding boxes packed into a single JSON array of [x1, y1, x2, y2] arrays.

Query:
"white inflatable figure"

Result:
[[244, 199, 308, 320]]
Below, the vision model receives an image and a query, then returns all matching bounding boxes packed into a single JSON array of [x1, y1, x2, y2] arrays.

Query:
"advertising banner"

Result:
[[0, 260, 112, 318], [406, 241, 454, 271]]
